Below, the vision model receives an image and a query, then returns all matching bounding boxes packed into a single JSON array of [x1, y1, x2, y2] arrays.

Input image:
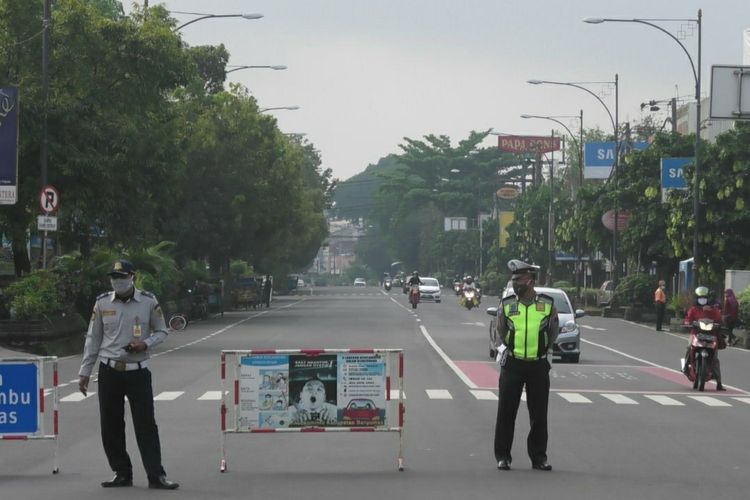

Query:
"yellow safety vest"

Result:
[[503, 296, 553, 360]]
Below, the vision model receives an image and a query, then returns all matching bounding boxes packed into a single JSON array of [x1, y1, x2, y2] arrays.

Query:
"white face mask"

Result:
[[697, 297, 708, 306], [111, 277, 134, 295]]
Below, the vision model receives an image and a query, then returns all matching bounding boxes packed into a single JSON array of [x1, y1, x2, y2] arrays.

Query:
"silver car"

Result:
[[418, 277, 442, 303], [487, 287, 584, 363]]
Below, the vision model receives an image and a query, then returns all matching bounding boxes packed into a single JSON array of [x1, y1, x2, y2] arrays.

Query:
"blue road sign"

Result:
[[0, 363, 39, 434], [661, 157, 692, 189], [584, 141, 649, 179]]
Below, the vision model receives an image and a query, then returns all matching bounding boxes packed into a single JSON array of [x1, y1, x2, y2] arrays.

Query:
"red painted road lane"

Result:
[[455, 360, 498, 389], [636, 366, 741, 393]]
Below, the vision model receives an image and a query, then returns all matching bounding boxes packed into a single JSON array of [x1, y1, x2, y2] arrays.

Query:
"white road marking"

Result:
[[154, 391, 184, 401], [198, 391, 227, 401], [688, 396, 732, 407], [732, 397, 750, 405], [419, 325, 478, 389], [644, 395, 684, 406], [426, 390, 453, 400], [557, 393, 592, 403], [389, 389, 405, 400], [601, 393, 638, 405], [60, 392, 95, 402], [579, 324, 607, 331], [470, 390, 498, 401]]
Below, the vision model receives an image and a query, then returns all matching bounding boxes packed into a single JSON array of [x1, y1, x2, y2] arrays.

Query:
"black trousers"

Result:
[[655, 302, 666, 330], [494, 356, 551, 464], [98, 363, 165, 479]]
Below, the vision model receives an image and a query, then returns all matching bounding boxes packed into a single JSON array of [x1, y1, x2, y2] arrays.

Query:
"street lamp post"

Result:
[[226, 65, 287, 74], [584, 10, 702, 284], [171, 12, 264, 32], [521, 111, 585, 299], [259, 106, 300, 113], [528, 76, 619, 287]]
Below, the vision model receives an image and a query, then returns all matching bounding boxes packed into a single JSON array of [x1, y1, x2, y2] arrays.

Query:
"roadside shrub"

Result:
[[737, 287, 750, 328], [613, 274, 655, 306], [5, 270, 66, 319]]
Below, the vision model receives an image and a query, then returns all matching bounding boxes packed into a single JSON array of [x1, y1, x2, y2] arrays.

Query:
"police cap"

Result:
[[507, 259, 539, 277], [108, 259, 135, 277]]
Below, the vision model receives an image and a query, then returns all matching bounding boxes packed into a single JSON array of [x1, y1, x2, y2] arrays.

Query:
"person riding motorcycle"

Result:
[[683, 286, 725, 391], [407, 271, 422, 287], [463, 275, 477, 291]]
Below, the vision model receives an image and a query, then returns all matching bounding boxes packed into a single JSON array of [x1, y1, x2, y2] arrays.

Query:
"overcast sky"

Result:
[[141, 1, 750, 181]]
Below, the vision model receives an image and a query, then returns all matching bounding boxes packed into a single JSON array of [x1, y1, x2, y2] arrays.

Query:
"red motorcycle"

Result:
[[409, 284, 420, 309], [684, 318, 721, 391]]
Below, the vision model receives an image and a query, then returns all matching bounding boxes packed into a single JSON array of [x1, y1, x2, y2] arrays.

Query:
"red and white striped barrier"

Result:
[[220, 348, 405, 472], [0, 356, 59, 474]]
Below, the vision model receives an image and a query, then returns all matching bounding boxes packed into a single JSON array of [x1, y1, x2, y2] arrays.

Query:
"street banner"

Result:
[[0, 87, 19, 205], [584, 141, 649, 179], [499, 211, 514, 248], [238, 353, 386, 430], [498, 135, 560, 153]]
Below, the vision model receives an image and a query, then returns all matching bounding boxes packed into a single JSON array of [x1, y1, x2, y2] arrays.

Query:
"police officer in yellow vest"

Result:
[[494, 260, 558, 471]]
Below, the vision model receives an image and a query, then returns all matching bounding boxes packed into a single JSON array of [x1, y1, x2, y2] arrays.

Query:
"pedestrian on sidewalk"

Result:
[[654, 280, 667, 331], [722, 288, 739, 346]]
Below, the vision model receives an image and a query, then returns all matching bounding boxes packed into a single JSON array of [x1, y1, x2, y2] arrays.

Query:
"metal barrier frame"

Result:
[[220, 348, 405, 472], [0, 356, 59, 473]]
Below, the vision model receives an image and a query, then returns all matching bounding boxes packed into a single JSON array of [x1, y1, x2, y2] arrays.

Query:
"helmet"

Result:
[[466, 275, 473, 283], [694, 286, 709, 298], [412, 271, 418, 276]]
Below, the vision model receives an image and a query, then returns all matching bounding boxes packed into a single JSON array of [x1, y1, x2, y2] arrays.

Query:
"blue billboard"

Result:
[[0, 87, 19, 205], [661, 157, 692, 190], [584, 141, 649, 179], [0, 363, 39, 434]]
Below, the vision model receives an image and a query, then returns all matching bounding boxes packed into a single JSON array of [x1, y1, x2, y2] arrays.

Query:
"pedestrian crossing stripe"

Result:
[[687, 396, 732, 407], [733, 397, 750, 405], [425, 390, 452, 399], [601, 393, 638, 405], [197, 391, 228, 401], [153, 391, 183, 401], [558, 393, 592, 403], [644, 395, 684, 406], [59, 392, 95, 402], [470, 390, 498, 401]]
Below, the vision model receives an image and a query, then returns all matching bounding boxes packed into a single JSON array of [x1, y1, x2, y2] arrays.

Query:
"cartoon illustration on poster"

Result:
[[239, 355, 290, 430], [286, 355, 338, 426]]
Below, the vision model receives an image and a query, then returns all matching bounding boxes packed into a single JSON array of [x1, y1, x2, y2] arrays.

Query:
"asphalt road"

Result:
[[1, 285, 749, 500]]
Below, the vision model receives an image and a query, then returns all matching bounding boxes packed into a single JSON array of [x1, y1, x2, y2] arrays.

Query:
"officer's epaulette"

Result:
[[140, 290, 155, 298], [96, 291, 112, 300], [501, 294, 518, 305], [536, 293, 554, 305]]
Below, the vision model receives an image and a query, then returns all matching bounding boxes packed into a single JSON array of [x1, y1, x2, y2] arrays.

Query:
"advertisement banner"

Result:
[[498, 135, 560, 153], [0, 87, 19, 205], [0, 362, 39, 435], [584, 141, 649, 179], [661, 157, 691, 189], [238, 353, 386, 430], [499, 211, 515, 248]]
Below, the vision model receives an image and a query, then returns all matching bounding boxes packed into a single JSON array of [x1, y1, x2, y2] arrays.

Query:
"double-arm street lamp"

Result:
[[226, 65, 287, 74], [528, 76, 620, 286], [521, 112, 585, 299], [171, 11, 264, 32], [584, 10, 702, 284]]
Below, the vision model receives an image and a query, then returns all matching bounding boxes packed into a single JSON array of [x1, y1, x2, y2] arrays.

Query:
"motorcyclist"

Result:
[[463, 275, 477, 291], [407, 271, 422, 287], [683, 286, 725, 391]]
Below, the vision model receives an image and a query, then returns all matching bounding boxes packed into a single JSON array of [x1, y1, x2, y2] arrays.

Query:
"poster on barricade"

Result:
[[239, 353, 386, 430]]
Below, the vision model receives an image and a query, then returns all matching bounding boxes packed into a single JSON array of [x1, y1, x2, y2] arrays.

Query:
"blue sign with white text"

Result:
[[584, 141, 649, 179], [0, 363, 39, 434], [661, 157, 692, 189]]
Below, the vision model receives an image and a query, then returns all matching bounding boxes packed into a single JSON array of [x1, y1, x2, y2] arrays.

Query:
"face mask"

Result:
[[513, 283, 529, 296], [111, 277, 134, 295], [697, 297, 708, 306]]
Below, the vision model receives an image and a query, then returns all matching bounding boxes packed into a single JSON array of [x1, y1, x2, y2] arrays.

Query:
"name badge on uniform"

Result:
[[102, 310, 116, 316], [508, 302, 520, 316], [133, 316, 142, 338], [536, 303, 546, 311]]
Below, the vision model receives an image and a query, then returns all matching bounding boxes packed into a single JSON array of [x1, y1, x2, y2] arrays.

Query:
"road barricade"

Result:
[[220, 348, 405, 471], [0, 356, 59, 473]]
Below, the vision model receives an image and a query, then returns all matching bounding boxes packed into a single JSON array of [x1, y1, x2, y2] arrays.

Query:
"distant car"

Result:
[[487, 287, 584, 363], [297, 278, 305, 288], [392, 276, 402, 287], [342, 398, 380, 422], [597, 280, 615, 306], [353, 278, 367, 287], [418, 277, 441, 303]]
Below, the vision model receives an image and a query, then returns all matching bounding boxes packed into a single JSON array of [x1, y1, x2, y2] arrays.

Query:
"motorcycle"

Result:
[[460, 288, 480, 310], [453, 281, 463, 296], [683, 318, 722, 391], [409, 284, 420, 309], [384, 278, 392, 291]]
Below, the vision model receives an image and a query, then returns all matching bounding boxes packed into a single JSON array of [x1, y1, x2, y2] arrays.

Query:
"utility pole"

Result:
[[41, 0, 51, 187]]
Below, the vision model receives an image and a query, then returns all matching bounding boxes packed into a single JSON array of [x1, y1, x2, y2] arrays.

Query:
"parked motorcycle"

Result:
[[409, 284, 420, 309], [460, 288, 480, 310], [684, 318, 721, 391], [384, 278, 392, 291]]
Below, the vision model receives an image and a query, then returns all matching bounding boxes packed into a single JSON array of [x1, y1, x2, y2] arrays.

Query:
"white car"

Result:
[[488, 286, 583, 363], [353, 278, 367, 287], [418, 277, 441, 303]]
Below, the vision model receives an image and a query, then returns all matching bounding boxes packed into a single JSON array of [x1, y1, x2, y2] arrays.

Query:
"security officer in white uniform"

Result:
[[493, 260, 558, 472], [78, 260, 179, 489]]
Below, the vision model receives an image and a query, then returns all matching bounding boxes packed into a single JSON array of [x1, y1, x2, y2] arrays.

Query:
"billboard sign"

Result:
[[0, 87, 19, 205], [661, 157, 691, 190], [584, 141, 649, 179], [498, 135, 560, 153]]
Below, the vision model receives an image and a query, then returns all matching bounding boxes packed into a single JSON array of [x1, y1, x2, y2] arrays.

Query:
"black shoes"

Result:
[[101, 473, 133, 488], [497, 459, 511, 470], [532, 461, 553, 471], [148, 475, 180, 490], [717, 384, 727, 391]]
